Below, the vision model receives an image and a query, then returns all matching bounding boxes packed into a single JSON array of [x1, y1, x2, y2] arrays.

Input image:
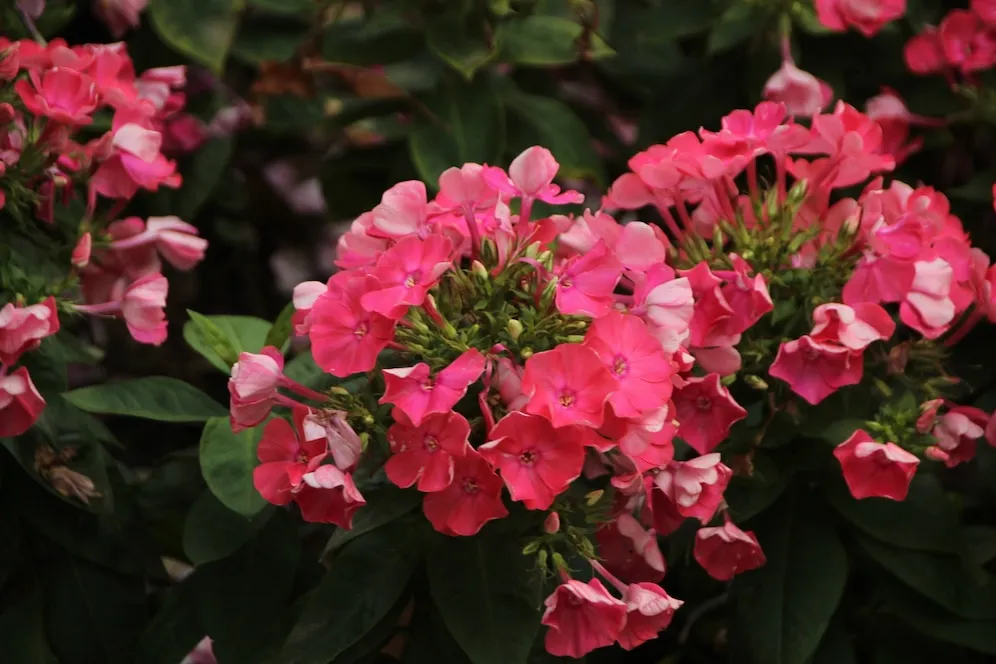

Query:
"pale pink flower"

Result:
[[542, 579, 627, 658], [0, 296, 60, 365], [763, 58, 832, 118], [94, 0, 149, 38], [768, 335, 863, 405], [651, 453, 732, 533], [899, 258, 957, 339], [0, 367, 46, 438], [811, 302, 895, 350], [228, 347, 284, 432], [617, 582, 683, 651]]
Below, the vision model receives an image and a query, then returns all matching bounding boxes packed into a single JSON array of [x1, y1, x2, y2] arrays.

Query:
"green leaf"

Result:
[[428, 532, 542, 664], [707, 3, 766, 55], [811, 615, 857, 664], [135, 573, 206, 664], [499, 15, 614, 66], [232, 16, 310, 64], [183, 490, 273, 565], [248, 0, 315, 14], [169, 138, 235, 219], [277, 522, 422, 663], [408, 74, 505, 185], [500, 85, 605, 185], [792, 3, 832, 34], [199, 416, 268, 517], [63, 377, 225, 422], [148, 0, 244, 74], [0, 588, 59, 664], [427, 14, 500, 80], [183, 313, 273, 373], [731, 493, 848, 664], [264, 302, 296, 352], [323, 14, 424, 66], [403, 603, 472, 664], [322, 483, 422, 557]]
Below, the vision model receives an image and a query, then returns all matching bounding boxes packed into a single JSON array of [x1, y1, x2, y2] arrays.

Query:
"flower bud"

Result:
[[544, 512, 561, 534], [743, 374, 768, 391], [506, 319, 524, 340], [584, 489, 604, 506], [0, 102, 16, 124], [471, 260, 488, 281]]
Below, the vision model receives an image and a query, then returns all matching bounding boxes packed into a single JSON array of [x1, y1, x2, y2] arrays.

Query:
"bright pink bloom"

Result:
[[939, 10, 996, 74], [899, 258, 956, 339], [380, 348, 485, 426], [768, 335, 863, 405], [94, 0, 148, 38], [811, 302, 895, 350], [554, 240, 623, 317], [72, 232, 92, 268], [671, 374, 747, 455], [694, 521, 766, 581], [584, 311, 673, 418], [90, 122, 181, 199], [651, 453, 732, 533], [904, 27, 947, 75], [629, 266, 694, 351], [252, 411, 326, 506], [121, 273, 168, 345], [228, 347, 284, 432], [617, 582, 683, 651], [542, 578, 628, 658], [422, 450, 508, 536], [522, 344, 616, 429], [479, 412, 586, 510], [336, 212, 391, 269], [602, 405, 677, 472], [681, 262, 739, 348], [699, 102, 809, 163], [369, 181, 430, 239], [815, 0, 906, 37], [930, 407, 987, 468], [483, 146, 584, 208], [763, 58, 833, 118], [559, 211, 668, 273], [15, 67, 98, 126], [797, 102, 896, 188], [436, 163, 496, 212], [715, 255, 774, 336], [843, 253, 916, 306], [0, 367, 46, 437], [0, 297, 60, 365], [295, 464, 366, 528], [309, 274, 396, 377], [975, 0, 996, 24], [162, 113, 206, 155], [834, 430, 920, 500], [385, 410, 470, 492], [361, 234, 453, 318]]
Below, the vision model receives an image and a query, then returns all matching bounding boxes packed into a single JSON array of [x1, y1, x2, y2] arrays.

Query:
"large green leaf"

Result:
[[323, 14, 423, 66], [0, 588, 59, 664], [498, 15, 614, 66], [277, 522, 422, 663], [232, 16, 310, 64], [183, 313, 273, 373], [500, 85, 605, 185], [811, 615, 857, 664], [248, 0, 314, 14], [169, 138, 235, 219], [731, 494, 848, 664], [134, 573, 207, 664], [148, 0, 244, 74], [427, 532, 543, 664], [408, 74, 505, 185], [63, 378, 225, 422], [322, 483, 422, 557], [183, 490, 273, 565], [707, 3, 767, 55], [426, 14, 500, 80], [199, 416, 268, 517]]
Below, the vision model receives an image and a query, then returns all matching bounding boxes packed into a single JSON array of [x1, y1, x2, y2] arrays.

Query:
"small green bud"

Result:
[[522, 540, 541, 555], [506, 319, 524, 340], [564, 335, 585, 343], [744, 374, 769, 391], [721, 374, 737, 387], [329, 386, 350, 396], [520, 347, 534, 359], [471, 260, 488, 281], [551, 552, 568, 573], [584, 489, 604, 507], [536, 548, 548, 570]]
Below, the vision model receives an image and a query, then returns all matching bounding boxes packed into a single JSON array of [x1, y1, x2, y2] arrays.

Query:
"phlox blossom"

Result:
[[522, 344, 616, 429], [693, 520, 766, 581], [671, 374, 747, 455], [380, 348, 485, 426], [768, 335, 863, 405], [834, 430, 919, 500], [361, 234, 453, 318], [309, 273, 396, 377], [541, 578, 628, 658], [385, 410, 470, 492], [422, 450, 508, 536]]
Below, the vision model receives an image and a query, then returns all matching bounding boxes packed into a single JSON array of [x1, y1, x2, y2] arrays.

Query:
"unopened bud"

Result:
[[551, 552, 568, 573], [520, 347, 533, 359], [48, 467, 102, 504], [522, 540, 540, 555], [330, 386, 350, 396], [506, 319, 523, 340], [471, 260, 488, 281], [564, 335, 585, 343], [0, 102, 16, 124], [536, 548, 548, 570], [721, 374, 736, 386], [744, 374, 768, 391], [584, 489, 604, 507], [543, 512, 561, 534]]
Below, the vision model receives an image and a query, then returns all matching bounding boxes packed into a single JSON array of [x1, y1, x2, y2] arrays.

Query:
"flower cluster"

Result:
[[0, 38, 205, 440], [905, 3, 996, 81], [233, 99, 996, 658]]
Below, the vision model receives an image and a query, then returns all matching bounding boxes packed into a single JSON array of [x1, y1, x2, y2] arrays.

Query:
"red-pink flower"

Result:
[[939, 10, 996, 74], [423, 449, 508, 536], [301, 409, 363, 471], [385, 410, 470, 492], [15, 66, 98, 126], [929, 407, 987, 468], [834, 430, 920, 500], [228, 347, 284, 432], [361, 234, 453, 318], [479, 411, 586, 510], [522, 344, 616, 429], [144, 216, 208, 270], [0, 296, 60, 365], [976, 0, 996, 24], [651, 453, 732, 533], [694, 521, 766, 581], [811, 302, 895, 350], [94, 0, 148, 39], [369, 180, 431, 239], [309, 274, 396, 377], [90, 121, 181, 199], [584, 311, 673, 418], [336, 212, 391, 270], [0, 367, 46, 437], [603, 405, 677, 472], [120, 272, 168, 345], [768, 335, 863, 405], [554, 240, 623, 317], [714, 255, 774, 336], [672, 374, 747, 455], [815, 0, 906, 37], [763, 57, 832, 118], [295, 464, 366, 528], [596, 515, 667, 584], [899, 258, 956, 339], [483, 146, 584, 208], [904, 27, 948, 75], [380, 349, 485, 426], [252, 411, 327, 506], [617, 582, 683, 651], [72, 232, 92, 268], [541, 578, 628, 658]]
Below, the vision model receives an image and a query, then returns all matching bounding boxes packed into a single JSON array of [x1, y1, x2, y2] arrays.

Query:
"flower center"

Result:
[[695, 396, 712, 411], [803, 347, 820, 361], [404, 271, 422, 288], [558, 390, 576, 408], [519, 449, 538, 466], [560, 277, 574, 290], [420, 378, 435, 392], [353, 323, 368, 338], [424, 436, 439, 452], [462, 478, 479, 495], [612, 355, 629, 376]]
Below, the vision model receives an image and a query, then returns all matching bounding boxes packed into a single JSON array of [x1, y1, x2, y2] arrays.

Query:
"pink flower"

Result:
[[699, 101, 809, 163], [541, 579, 627, 658], [309, 274, 396, 377], [559, 211, 668, 273], [369, 181, 430, 239], [811, 302, 895, 350], [714, 255, 774, 336], [930, 407, 987, 468], [295, 464, 366, 528], [630, 266, 694, 351], [15, 67, 98, 126], [694, 521, 766, 581], [483, 146, 584, 208], [252, 410, 327, 506], [90, 122, 181, 199], [596, 516, 666, 584], [602, 405, 677, 472], [336, 212, 391, 270], [0, 296, 60, 365], [763, 58, 832, 118], [584, 311, 674, 418], [554, 240, 623, 317], [905, 26, 948, 74], [385, 410, 470, 492], [423, 450, 508, 536], [361, 234, 453, 318], [291, 280, 325, 335], [815, 0, 906, 37], [768, 335, 863, 405], [144, 217, 207, 270], [522, 344, 616, 429], [939, 10, 996, 74], [975, 0, 996, 24], [671, 374, 747, 455], [162, 113, 206, 155], [834, 430, 920, 500], [651, 453, 732, 533], [228, 347, 284, 432], [0, 367, 46, 437], [72, 232, 92, 268], [380, 349, 485, 426], [94, 0, 148, 38], [617, 582, 683, 651], [120, 273, 168, 345], [479, 412, 586, 510], [301, 409, 363, 471], [899, 258, 956, 339]]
